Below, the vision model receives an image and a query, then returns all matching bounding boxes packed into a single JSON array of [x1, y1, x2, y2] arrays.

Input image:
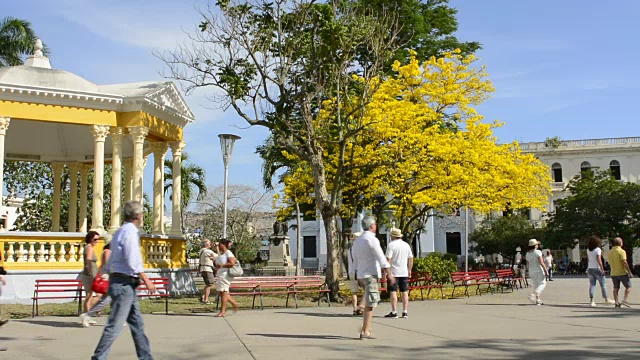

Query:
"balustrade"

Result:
[[0, 234, 187, 270]]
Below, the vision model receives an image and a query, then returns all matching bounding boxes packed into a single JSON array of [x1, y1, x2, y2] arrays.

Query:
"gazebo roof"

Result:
[[0, 39, 195, 162]]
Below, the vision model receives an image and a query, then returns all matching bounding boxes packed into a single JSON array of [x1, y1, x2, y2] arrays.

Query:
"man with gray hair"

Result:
[[92, 201, 156, 360], [351, 216, 395, 340]]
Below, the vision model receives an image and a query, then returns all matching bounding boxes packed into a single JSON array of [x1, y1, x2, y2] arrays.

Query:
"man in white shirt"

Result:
[[384, 228, 414, 319], [351, 216, 395, 340], [199, 239, 218, 304]]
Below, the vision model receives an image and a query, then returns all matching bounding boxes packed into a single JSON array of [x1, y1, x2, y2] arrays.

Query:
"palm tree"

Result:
[[164, 152, 207, 233], [0, 17, 49, 67]]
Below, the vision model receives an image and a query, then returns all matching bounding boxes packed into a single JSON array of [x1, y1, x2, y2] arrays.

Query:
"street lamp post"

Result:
[[219, 134, 240, 240]]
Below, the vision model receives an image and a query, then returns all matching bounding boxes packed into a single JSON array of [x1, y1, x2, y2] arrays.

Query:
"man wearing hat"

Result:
[[384, 228, 414, 319]]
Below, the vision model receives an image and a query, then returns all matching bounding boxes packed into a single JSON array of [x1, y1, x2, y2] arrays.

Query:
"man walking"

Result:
[[384, 228, 413, 319], [199, 239, 218, 304], [92, 201, 156, 360], [608, 237, 633, 308], [348, 232, 366, 316], [351, 216, 395, 340]]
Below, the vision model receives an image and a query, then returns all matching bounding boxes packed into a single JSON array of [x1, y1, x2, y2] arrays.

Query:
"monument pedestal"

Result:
[[262, 235, 296, 276]]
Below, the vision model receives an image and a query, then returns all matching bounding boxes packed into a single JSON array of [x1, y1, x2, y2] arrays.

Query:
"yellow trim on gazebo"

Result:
[[0, 100, 116, 126], [117, 111, 183, 141]]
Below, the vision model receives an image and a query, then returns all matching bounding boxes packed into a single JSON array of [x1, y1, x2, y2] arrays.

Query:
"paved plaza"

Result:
[[2, 277, 640, 360]]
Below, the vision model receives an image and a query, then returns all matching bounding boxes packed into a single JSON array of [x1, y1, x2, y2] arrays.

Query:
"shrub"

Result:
[[413, 255, 457, 285]]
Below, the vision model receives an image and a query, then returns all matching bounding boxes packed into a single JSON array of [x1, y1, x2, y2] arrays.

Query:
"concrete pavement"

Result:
[[1, 277, 640, 359]]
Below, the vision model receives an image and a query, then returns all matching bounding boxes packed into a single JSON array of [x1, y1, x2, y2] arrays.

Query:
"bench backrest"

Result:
[[34, 279, 83, 290], [137, 277, 169, 294]]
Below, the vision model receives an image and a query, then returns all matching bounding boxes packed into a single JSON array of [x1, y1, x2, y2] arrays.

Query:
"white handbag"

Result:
[[229, 261, 244, 277]]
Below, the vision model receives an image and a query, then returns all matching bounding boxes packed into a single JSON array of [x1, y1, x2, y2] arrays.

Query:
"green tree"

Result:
[[164, 152, 207, 233], [545, 169, 640, 248], [471, 215, 541, 265], [357, 0, 481, 71], [0, 17, 49, 67]]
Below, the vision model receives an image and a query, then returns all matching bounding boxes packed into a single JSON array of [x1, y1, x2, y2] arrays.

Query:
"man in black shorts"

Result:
[[384, 228, 414, 319]]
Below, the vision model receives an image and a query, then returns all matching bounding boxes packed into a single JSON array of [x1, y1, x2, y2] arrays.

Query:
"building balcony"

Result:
[[520, 137, 640, 153], [551, 182, 566, 191]]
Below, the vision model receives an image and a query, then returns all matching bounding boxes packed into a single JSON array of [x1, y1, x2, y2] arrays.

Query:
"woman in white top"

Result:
[[544, 251, 554, 281], [214, 239, 239, 317], [526, 239, 548, 305], [586, 236, 614, 306]]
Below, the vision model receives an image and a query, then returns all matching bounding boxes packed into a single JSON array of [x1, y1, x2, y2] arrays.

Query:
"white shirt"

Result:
[[385, 239, 414, 277], [587, 248, 602, 269], [215, 250, 235, 276], [199, 248, 217, 273], [526, 250, 544, 274], [351, 231, 390, 279], [544, 254, 553, 268]]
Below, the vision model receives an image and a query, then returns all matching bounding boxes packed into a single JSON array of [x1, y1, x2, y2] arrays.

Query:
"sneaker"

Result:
[[359, 333, 377, 340], [590, 301, 597, 307], [384, 312, 398, 318], [527, 294, 537, 304], [605, 299, 616, 305], [401, 312, 408, 319], [536, 300, 544, 306], [79, 313, 91, 328]]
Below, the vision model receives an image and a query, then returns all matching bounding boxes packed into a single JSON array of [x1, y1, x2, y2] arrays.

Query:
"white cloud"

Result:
[[48, 0, 207, 50]]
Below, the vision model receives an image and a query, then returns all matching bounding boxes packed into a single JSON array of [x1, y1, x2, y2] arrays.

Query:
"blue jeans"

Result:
[[91, 277, 153, 360], [587, 268, 609, 299]]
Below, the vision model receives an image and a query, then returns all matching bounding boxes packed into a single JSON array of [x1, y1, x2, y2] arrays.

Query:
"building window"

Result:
[[446, 232, 462, 255], [303, 236, 317, 258], [580, 161, 592, 174], [551, 163, 562, 183], [610, 160, 621, 180]]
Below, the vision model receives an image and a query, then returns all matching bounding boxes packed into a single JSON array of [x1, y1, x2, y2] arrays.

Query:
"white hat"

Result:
[[528, 239, 540, 247], [390, 228, 403, 238]]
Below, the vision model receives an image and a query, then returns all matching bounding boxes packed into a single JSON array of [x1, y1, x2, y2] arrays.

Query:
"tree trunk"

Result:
[[295, 201, 302, 276], [307, 151, 341, 300], [341, 217, 353, 278]]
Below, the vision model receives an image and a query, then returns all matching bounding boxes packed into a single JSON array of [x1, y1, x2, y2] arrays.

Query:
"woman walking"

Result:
[[544, 251, 554, 281], [587, 236, 615, 307], [214, 239, 239, 317], [82, 231, 100, 313], [526, 239, 548, 305], [80, 236, 113, 327]]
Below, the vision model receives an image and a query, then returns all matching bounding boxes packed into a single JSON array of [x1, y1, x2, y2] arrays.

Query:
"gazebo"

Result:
[[0, 40, 195, 302]]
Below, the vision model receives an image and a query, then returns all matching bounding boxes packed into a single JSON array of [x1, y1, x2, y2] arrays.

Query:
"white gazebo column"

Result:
[[0, 117, 10, 207], [151, 142, 168, 234], [91, 125, 110, 232], [169, 141, 186, 237], [67, 163, 81, 232], [123, 159, 133, 202], [128, 126, 149, 203], [110, 128, 125, 232], [79, 164, 91, 232], [51, 162, 64, 232]]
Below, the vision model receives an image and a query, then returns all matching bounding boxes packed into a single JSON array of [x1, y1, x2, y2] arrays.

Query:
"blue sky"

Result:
[[4, 0, 640, 196]]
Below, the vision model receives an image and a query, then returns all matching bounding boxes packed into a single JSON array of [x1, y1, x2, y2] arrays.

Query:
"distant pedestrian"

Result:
[[214, 239, 239, 317], [82, 230, 100, 313], [199, 239, 218, 305], [80, 236, 113, 327], [348, 232, 365, 316], [526, 239, 548, 305], [544, 251, 554, 281], [351, 216, 395, 339], [91, 201, 156, 360], [608, 237, 633, 308], [384, 228, 413, 319], [0, 266, 8, 352], [586, 236, 614, 307]]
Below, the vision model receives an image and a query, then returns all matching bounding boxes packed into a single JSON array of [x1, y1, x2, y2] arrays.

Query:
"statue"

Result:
[[272, 221, 288, 236]]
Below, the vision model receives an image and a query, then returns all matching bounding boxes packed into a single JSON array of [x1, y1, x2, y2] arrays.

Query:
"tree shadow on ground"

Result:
[[314, 335, 640, 359], [276, 311, 352, 318]]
